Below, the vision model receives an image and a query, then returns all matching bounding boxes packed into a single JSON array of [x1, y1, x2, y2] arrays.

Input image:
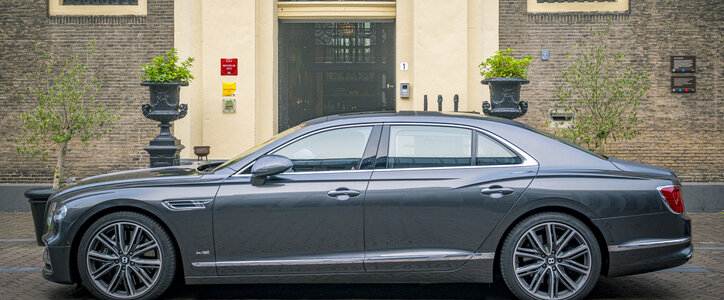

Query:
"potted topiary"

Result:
[[479, 48, 533, 119], [140, 48, 195, 167]]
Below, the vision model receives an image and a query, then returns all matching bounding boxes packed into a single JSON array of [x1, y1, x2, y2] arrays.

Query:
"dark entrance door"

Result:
[[279, 21, 395, 131]]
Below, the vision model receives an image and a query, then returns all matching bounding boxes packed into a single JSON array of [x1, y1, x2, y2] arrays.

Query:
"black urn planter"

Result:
[[481, 77, 529, 119], [25, 188, 55, 246], [141, 81, 188, 168]]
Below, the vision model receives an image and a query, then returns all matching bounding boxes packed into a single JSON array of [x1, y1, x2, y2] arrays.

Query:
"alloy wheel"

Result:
[[86, 221, 163, 299], [512, 222, 592, 299]]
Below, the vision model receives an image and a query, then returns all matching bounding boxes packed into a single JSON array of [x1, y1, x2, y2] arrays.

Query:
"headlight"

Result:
[[53, 205, 67, 222], [46, 202, 56, 226], [46, 203, 67, 227]]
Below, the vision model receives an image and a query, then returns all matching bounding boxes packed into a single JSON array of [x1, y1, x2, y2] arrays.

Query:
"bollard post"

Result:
[[437, 94, 443, 112], [424, 95, 428, 111], [454, 94, 459, 112]]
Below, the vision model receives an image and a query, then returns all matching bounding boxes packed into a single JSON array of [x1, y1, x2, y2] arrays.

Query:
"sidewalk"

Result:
[[1, 212, 722, 299]]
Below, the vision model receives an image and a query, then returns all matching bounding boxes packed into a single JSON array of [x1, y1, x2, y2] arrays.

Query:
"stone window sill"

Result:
[[49, 0, 147, 16], [528, 0, 628, 13]]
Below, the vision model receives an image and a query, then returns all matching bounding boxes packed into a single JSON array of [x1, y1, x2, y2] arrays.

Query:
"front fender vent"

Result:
[[162, 199, 213, 211]]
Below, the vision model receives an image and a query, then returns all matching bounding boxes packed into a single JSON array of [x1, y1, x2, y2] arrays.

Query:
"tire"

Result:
[[500, 212, 601, 300], [77, 211, 176, 300]]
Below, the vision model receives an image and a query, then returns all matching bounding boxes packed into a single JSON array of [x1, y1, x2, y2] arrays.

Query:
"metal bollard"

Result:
[[424, 95, 428, 111], [437, 95, 443, 112], [454, 94, 459, 112]]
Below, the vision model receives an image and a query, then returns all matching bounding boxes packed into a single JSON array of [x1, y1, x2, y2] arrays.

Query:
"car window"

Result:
[[387, 126, 472, 169], [274, 126, 373, 172], [476, 132, 522, 165], [215, 124, 304, 172]]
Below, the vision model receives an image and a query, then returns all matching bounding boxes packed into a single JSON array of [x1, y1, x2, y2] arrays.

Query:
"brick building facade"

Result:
[[501, 0, 722, 182], [0, 0, 721, 184], [0, 0, 174, 183]]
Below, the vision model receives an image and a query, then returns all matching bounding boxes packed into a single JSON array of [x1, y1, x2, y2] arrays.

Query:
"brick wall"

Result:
[[1, 1, 720, 184], [500, 0, 723, 182], [0, 0, 174, 183]]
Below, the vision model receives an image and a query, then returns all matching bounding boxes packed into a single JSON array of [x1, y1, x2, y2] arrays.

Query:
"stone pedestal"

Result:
[[141, 81, 188, 168]]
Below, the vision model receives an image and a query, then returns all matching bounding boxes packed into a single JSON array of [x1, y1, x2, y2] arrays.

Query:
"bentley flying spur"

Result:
[[40, 111, 692, 300]]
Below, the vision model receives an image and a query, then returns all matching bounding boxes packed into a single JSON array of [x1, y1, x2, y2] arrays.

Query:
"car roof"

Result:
[[302, 111, 532, 129]]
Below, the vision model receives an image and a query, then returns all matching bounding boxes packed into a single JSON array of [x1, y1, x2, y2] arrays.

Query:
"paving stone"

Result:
[[0, 212, 721, 299]]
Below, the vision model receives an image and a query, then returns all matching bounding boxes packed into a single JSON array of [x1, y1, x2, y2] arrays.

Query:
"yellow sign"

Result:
[[222, 82, 236, 96]]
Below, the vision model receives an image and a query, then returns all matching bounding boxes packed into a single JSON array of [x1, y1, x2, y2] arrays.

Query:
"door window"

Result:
[[274, 126, 373, 172], [387, 126, 472, 168], [476, 132, 522, 165]]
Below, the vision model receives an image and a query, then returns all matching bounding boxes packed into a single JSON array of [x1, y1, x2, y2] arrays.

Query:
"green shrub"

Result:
[[554, 21, 650, 156], [140, 48, 195, 83], [479, 48, 533, 79], [17, 41, 120, 189]]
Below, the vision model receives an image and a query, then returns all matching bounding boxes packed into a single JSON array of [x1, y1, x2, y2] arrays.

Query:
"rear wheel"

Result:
[[500, 212, 601, 300], [77, 211, 176, 300]]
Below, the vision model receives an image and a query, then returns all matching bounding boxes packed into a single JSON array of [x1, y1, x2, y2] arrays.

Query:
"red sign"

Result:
[[220, 58, 238, 76]]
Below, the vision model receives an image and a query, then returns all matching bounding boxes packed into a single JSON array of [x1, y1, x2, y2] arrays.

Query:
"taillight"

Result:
[[657, 185, 684, 214]]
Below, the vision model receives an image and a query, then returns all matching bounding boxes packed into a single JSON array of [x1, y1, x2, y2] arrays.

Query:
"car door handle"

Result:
[[327, 188, 361, 201], [481, 186, 515, 197]]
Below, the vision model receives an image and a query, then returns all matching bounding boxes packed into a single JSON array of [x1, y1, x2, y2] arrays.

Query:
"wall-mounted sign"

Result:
[[223, 98, 236, 112], [671, 56, 695, 73], [222, 82, 236, 96], [221, 58, 238, 75], [541, 49, 549, 61], [671, 76, 695, 93], [400, 62, 408, 71]]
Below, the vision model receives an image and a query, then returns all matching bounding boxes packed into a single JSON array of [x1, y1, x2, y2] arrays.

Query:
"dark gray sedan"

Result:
[[41, 112, 691, 300]]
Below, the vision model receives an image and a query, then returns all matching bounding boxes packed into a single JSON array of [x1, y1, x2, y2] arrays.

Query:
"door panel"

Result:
[[364, 166, 536, 272], [211, 125, 379, 275], [363, 124, 537, 272], [213, 171, 370, 275]]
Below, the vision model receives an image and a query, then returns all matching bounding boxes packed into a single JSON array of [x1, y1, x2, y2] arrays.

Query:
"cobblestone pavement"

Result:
[[1, 212, 722, 299]]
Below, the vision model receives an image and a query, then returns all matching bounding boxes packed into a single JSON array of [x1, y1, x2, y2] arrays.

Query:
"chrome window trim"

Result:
[[232, 123, 381, 177], [607, 237, 691, 252], [231, 121, 538, 177], [232, 169, 372, 177], [192, 251, 495, 268]]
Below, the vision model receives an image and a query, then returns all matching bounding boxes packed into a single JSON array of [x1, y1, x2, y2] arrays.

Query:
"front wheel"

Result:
[[77, 211, 176, 300], [500, 212, 601, 300]]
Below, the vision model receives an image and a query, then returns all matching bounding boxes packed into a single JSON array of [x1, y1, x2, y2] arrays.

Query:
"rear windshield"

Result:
[[528, 128, 608, 160]]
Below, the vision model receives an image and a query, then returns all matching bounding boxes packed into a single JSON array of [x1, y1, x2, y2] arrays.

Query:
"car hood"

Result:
[[608, 157, 679, 183], [52, 165, 203, 199]]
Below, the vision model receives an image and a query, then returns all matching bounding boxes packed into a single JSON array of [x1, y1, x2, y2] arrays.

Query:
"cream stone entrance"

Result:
[[173, 0, 499, 160]]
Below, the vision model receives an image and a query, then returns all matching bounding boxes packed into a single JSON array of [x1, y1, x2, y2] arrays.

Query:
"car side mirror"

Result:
[[251, 155, 293, 186]]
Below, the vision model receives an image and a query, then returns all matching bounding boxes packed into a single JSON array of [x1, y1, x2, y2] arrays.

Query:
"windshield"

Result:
[[213, 125, 304, 171], [529, 128, 608, 160]]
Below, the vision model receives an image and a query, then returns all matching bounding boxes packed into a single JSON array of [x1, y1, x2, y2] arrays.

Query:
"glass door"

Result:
[[279, 21, 395, 131]]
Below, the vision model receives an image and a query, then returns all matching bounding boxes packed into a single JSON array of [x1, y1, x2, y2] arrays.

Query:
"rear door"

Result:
[[363, 124, 537, 272]]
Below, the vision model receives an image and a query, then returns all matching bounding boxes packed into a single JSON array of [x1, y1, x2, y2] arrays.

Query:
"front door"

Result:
[[364, 124, 537, 272], [278, 22, 395, 131], [212, 125, 380, 275]]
